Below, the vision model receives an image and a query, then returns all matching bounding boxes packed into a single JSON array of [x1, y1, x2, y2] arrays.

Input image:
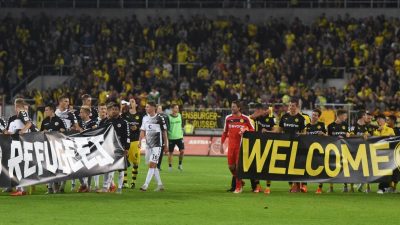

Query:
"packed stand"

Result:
[[0, 13, 399, 115]]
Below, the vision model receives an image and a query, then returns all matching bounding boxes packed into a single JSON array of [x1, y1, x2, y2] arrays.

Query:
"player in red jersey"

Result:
[[220, 101, 254, 194]]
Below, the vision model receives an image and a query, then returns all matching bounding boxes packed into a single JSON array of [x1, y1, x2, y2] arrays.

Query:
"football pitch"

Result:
[[0, 156, 399, 225]]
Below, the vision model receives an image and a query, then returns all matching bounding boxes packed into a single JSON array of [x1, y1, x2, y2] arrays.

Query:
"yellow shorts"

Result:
[[128, 141, 140, 164]]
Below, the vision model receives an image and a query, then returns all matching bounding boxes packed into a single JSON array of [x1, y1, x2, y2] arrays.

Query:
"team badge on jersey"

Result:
[[342, 126, 346, 130], [240, 119, 244, 123], [136, 116, 139, 120], [295, 118, 299, 122], [55, 122, 59, 126], [265, 118, 269, 122], [317, 125, 321, 129], [117, 123, 121, 128]]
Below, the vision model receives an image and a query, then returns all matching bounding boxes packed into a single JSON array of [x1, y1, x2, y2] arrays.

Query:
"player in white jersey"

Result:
[[55, 95, 82, 192], [8, 98, 34, 196], [139, 101, 168, 192]]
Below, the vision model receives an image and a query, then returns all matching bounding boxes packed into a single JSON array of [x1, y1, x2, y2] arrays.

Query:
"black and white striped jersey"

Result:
[[55, 108, 78, 130], [140, 113, 167, 148]]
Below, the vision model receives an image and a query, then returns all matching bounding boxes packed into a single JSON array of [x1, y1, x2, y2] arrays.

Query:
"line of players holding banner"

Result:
[[220, 98, 400, 195], [0, 95, 186, 196]]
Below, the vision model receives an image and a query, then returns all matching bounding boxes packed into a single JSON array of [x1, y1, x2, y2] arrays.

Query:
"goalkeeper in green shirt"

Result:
[[167, 104, 185, 171]]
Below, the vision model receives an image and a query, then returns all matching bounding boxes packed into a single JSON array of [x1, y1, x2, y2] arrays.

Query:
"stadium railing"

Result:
[[1, 0, 399, 8], [10, 65, 72, 101]]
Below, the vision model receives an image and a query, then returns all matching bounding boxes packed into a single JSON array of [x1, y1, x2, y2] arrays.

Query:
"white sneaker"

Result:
[[178, 165, 183, 171], [154, 185, 165, 192], [140, 185, 148, 192], [377, 189, 384, 194]]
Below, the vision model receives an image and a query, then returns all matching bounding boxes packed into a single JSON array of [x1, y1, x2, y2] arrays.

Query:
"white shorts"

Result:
[[145, 147, 162, 164]]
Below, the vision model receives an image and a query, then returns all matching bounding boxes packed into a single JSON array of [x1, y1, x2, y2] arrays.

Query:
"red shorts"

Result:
[[227, 145, 240, 166]]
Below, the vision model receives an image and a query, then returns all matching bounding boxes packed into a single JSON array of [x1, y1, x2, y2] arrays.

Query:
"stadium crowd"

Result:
[[0, 13, 400, 115]]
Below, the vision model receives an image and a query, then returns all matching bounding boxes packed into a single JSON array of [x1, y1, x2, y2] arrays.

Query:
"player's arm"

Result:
[[246, 116, 255, 132], [122, 120, 130, 154], [70, 112, 81, 131], [19, 111, 32, 134], [320, 124, 328, 136], [162, 129, 168, 154], [160, 116, 169, 153], [40, 118, 46, 132], [274, 116, 284, 133], [220, 116, 229, 154]]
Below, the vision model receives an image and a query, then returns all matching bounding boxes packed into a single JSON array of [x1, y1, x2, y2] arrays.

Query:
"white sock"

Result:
[[154, 168, 163, 186], [94, 175, 99, 188], [118, 171, 124, 189], [144, 168, 155, 188]]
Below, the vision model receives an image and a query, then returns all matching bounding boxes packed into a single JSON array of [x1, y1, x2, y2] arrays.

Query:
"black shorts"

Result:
[[168, 139, 185, 152]]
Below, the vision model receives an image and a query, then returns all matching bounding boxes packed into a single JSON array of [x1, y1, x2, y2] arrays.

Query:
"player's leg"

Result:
[[123, 161, 130, 188], [117, 170, 124, 193], [300, 182, 308, 193], [226, 146, 236, 192], [78, 177, 88, 192], [177, 139, 185, 171], [11, 186, 26, 196], [130, 141, 140, 189], [93, 175, 100, 191], [157, 147, 164, 170], [168, 140, 175, 171], [153, 148, 164, 191], [316, 183, 323, 194], [264, 180, 271, 194], [141, 147, 162, 191], [251, 180, 261, 193], [46, 182, 54, 194], [232, 147, 243, 194]]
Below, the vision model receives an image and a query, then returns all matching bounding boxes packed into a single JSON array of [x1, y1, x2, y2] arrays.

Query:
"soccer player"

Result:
[[41, 104, 67, 194], [7, 98, 34, 196], [139, 101, 168, 192], [305, 108, 327, 194], [364, 111, 377, 136], [96, 103, 108, 127], [121, 98, 143, 189], [327, 109, 350, 192], [274, 98, 306, 193], [104, 102, 130, 194], [351, 110, 370, 193], [94, 103, 110, 191], [55, 95, 81, 192], [167, 104, 185, 171], [55, 95, 80, 132], [387, 115, 400, 136], [77, 105, 97, 192], [351, 110, 369, 138], [249, 103, 275, 194], [79, 106, 97, 130], [374, 114, 395, 194], [80, 94, 99, 120], [220, 100, 254, 194]]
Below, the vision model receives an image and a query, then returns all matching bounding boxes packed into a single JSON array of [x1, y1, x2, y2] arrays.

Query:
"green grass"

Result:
[[0, 156, 399, 225]]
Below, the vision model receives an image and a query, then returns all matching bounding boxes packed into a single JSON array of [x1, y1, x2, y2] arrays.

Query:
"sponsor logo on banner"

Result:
[[181, 111, 220, 128]]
